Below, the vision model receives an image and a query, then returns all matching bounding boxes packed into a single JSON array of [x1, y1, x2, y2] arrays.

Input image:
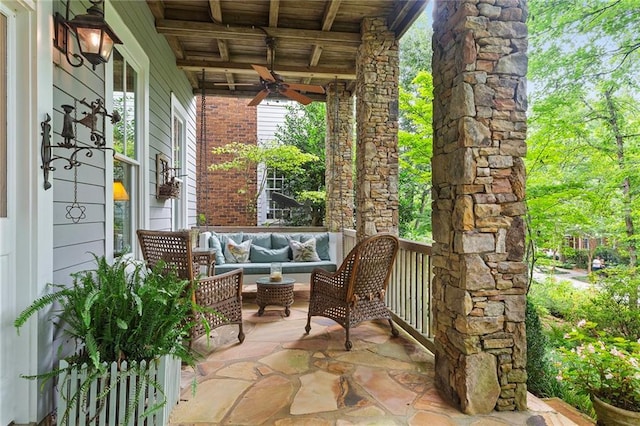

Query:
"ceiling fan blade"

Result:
[[251, 64, 276, 82], [212, 83, 260, 86], [248, 89, 270, 106], [286, 83, 326, 94], [280, 88, 313, 105]]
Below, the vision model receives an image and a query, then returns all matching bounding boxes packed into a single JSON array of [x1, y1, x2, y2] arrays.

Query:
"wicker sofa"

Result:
[[196, 227, 340, 284]]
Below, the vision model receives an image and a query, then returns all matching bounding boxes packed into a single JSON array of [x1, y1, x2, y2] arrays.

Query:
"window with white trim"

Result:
[[112, 48, 139, 256]]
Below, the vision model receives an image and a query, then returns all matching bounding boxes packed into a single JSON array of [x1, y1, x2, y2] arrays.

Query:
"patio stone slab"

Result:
[[216, 361, 259, 380], [227, 375, 293, 425], [170, 378, 250, 423], [409, 411, 457, 425], [352, 365, 417, 415], [291, 370, 341, 415], [260, 348, 310, 375]]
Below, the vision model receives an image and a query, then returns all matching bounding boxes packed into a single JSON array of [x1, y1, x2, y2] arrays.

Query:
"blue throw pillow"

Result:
[[271, 233, 290, 249], [209, 234, 226, 265], [250, 245, 290, 263], [244, 233, 272, 249]]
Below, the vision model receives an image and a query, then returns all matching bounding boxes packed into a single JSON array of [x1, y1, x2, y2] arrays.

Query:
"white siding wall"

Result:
[[256, 100, 292, 223], [110, 1, 197, 233], [52, 0, 196, 281]]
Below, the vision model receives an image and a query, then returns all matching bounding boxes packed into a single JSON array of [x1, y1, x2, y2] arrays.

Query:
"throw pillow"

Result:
[[250, 245, 290, 263], [289, 238, 321, 262], [221, 232, 244, 263], [225, 239, 252, 263], [209, 234, 226, 265]]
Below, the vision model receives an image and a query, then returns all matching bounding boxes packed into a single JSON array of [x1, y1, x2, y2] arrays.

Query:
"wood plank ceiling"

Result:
[[146, 0, 428, 103]]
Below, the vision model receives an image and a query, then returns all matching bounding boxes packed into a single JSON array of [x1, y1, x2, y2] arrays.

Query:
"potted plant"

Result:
[[15, 255, 205, 425], [556, 320, 640, 425]]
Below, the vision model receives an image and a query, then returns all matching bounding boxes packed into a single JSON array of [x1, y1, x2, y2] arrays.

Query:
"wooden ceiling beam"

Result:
[[269, 0, 280, 27], [208, 0, 238, 88], [178, 60, 356, 80], [305, 0, 342, 84], [146, 0, 165, 20], [165, 35, 185, 60], [389, 0, 428, 38], [155, 19, 361, 46]]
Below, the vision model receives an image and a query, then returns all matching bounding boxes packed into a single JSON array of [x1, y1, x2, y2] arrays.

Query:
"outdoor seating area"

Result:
[[198, 227, 339, 284]]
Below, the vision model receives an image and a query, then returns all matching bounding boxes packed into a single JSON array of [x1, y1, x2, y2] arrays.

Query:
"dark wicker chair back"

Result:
[[136, 229, 194, 281], [305, 233, 399, 350], [137, 229, 245, 344]]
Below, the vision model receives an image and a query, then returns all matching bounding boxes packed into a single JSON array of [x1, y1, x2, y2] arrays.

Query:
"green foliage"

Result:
[[527, 0, 640, 268], [398, 71, 433, 239], [275, 103, 327, 225], [209, 141, 319, 220], [287, 191, 326, 226], [526, 299, 560, 397], [528, 277, 593, 320], [578, 266, 640, 340], [15, 255, 202, 423], [555, 320, 640, 412]]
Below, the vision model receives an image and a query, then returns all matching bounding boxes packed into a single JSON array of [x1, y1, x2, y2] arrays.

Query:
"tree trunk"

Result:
[[604, 89, 638, 308]]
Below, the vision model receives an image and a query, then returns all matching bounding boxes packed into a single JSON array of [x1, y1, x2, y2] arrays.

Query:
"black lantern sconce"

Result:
[[54, 0, 122, 70]]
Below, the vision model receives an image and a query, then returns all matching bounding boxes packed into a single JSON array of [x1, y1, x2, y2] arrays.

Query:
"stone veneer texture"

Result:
[[431, 0, 528, 414], [356, 17, 400, 239], [325, 82, 355, 232]]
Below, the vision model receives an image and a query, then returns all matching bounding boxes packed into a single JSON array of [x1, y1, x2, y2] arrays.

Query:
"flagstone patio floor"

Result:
[[169, 286, 588, 426]]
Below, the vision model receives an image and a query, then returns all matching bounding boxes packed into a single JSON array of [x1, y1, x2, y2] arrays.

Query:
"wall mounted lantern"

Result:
[[54, 0, 122, 69]]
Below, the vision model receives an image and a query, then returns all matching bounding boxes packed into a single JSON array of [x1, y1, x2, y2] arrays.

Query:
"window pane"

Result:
[[114, 160, 132, 255], [125, 62, 137, 159], [112, 50, 137, 159]]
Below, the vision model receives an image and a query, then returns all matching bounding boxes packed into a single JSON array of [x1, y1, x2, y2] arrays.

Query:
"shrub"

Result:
[[555, 320, 640, 412], [526, 298, 558, 397], [528, 277, 592, 320]]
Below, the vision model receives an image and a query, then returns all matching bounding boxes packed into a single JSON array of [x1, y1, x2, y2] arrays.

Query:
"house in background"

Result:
[[196, 97, 294, 227], [0, 0, 529, 423]]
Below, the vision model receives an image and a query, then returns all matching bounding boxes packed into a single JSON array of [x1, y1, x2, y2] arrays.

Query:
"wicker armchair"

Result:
[[305, 233, 399, 350], [136, 229, 244, 343]]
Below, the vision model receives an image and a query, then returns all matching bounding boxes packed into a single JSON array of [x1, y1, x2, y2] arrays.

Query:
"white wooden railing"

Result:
[[57, 355, 180, 426], [342, 230, 435, 352]]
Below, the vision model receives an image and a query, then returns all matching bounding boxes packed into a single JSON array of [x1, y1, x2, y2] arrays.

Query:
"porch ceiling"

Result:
[[146, 0, 428, 102]]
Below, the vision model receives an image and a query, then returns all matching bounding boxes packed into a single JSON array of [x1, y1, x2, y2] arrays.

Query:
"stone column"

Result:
[[325, 82, 355, 231], [431, 0, 528, 414], [355, 17, 399, 240]]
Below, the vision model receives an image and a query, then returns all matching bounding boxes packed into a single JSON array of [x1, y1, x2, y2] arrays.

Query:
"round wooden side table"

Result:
[[255, 277, 296, 316]]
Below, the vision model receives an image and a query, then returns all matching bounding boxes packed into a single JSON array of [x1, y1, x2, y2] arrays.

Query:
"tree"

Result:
[[398, 71, 434, 239], [528, 0, 640, 306], [273, 102, 327, 225], [397, 10, 434, 240], [209, 142, 318, 223]]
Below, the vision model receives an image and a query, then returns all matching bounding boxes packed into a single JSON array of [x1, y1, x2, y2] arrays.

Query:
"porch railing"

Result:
[[342, 230, 435, 352]]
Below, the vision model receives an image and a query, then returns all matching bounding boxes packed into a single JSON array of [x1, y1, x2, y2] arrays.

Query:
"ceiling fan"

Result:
[[216, 37, 326, 106]]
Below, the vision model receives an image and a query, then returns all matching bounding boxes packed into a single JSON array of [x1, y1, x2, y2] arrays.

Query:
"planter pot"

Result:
[[592, 395, 640, 426], [57, 355, 181, 425]]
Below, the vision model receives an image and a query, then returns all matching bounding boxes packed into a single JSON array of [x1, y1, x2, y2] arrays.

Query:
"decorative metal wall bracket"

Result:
[[40, 99, 120, 190], [156, 153, 181, 200]]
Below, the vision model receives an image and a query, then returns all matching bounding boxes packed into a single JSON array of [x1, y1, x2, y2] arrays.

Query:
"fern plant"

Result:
[[15, 255, 206, 424]]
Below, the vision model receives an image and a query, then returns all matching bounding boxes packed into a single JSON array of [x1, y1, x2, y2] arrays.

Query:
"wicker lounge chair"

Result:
[[305, 233, 399, 350], [137, 229, 244, 343]]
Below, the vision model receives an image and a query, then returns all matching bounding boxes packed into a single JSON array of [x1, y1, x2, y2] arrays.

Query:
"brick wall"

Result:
[[196, 96, 258, 226]]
